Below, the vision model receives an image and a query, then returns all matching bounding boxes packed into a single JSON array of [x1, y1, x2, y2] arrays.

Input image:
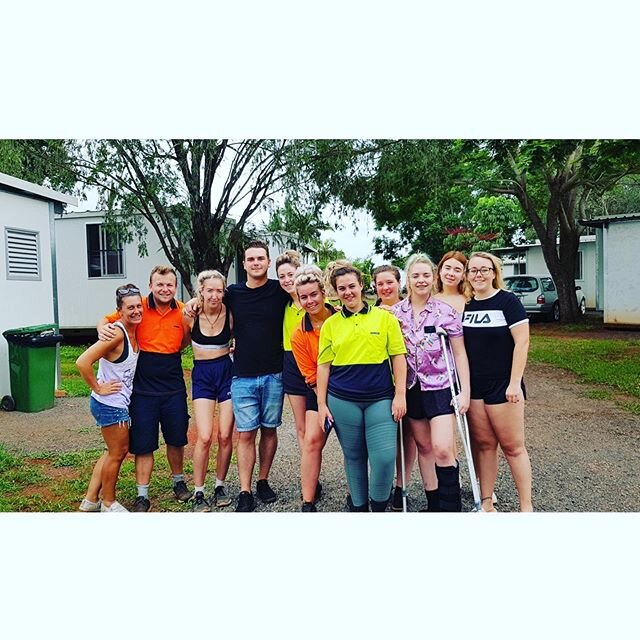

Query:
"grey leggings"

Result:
[[328, 394, 397, 506]]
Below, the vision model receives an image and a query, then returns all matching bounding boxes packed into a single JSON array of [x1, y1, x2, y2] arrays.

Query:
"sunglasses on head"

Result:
[[117, 287, 141, 297]]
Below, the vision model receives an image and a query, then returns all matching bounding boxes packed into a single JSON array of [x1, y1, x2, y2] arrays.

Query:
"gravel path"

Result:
[[1, 360, 639, 512]]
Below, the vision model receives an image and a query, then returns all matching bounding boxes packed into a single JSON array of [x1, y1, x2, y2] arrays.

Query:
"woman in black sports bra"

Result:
[[182, 270, 235, 511]]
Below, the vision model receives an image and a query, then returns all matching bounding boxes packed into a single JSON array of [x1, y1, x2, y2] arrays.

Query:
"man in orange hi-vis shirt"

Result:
[[98, 265, 191, 512]]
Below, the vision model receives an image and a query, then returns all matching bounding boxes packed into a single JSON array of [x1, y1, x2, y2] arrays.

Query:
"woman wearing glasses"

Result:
[[462, 252, 533, 512], [77, 284, 143, 512]]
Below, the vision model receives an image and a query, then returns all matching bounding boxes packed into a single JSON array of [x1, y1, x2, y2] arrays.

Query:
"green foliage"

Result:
[[263, 197, 332, 249], [0, 139, 79, 192], [350, 256, 374, 289], [59, 345, 92, 397], [313, 239, 346, 271]]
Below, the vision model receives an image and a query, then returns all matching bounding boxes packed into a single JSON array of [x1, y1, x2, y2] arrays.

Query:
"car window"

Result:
[[541, 278, 555, 292]]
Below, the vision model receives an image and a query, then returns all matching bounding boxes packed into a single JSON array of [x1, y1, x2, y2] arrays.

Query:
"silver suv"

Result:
[[504, 274, 586, 321]]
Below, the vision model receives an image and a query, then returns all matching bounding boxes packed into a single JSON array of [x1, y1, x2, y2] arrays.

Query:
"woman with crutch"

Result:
[[290, 266, 338, 512], [391, 254, 470, 512], [77, 284, 143, 512], [462, 251, 533, 512], [316, 263, 407, 512]]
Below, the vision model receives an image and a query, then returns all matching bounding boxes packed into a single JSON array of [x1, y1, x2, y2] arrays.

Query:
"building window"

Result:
[[86, 224, 124, 278], [574, 250, 583, 281], [5, 227, 41, 281], [514, 251, 527, 274]]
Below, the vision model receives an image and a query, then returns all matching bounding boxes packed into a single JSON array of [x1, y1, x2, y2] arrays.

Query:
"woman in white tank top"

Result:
[[76, 284, 143, 513]]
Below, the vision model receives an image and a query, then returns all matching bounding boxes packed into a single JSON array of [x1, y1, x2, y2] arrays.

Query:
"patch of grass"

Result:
[[181, 345, 194, 370], [529, 336, 640, 415], [59, 345, 92, 397], [53, 449, 103, 468], [583, 389, 613, 401]]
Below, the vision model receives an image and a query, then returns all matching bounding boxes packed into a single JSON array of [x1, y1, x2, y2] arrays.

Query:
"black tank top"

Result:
[[191, 306, 231, 347]]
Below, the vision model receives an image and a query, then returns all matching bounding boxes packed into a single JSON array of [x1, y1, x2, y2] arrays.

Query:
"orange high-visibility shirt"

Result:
[[106, 294, 185, 354], [290, 304, 336, 387]]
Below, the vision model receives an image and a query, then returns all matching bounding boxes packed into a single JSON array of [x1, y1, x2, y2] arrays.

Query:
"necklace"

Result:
[[203, 305, 223, 329]]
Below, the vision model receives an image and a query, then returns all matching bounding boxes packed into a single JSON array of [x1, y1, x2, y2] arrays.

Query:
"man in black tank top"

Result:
[[226, 241, 290, 512]]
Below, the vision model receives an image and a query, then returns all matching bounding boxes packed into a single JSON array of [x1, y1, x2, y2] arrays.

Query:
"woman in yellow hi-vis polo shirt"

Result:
[[316, 264, 407, 512]]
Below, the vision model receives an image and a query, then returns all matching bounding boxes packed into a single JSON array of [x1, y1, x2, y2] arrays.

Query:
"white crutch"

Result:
[[398, 419, 408, 513], [435, 326, 482, 512]]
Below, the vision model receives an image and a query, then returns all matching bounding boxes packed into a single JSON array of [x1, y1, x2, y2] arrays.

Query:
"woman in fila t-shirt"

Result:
[[462, 252, 533, 512]]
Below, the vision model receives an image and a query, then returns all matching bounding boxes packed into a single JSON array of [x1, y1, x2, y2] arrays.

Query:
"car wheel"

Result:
[[579, 297, 586, 315], [551, 301, 560, 321], [1, 395, 16, 411]]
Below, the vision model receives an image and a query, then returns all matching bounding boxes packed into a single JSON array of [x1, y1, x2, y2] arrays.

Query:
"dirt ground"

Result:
[[1, 353, 639, 511]]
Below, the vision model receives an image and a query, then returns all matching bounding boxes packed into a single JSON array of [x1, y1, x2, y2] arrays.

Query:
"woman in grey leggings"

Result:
[[316, 264, 407, 512]]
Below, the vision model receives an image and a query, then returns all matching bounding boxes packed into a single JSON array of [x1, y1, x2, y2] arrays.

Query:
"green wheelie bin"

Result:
[[2, 324, 64, 412]]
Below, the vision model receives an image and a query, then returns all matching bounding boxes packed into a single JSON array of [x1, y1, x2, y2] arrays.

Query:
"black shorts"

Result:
[[129, 391, 190, 455], [305, 387, 318, 412], [283, 351, 307, 396], [406, 386, 455, 420], [470, 377, 527, 405]]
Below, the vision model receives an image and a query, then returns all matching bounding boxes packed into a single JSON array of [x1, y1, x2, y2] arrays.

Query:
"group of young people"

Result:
[[76, 240, 533, 513]]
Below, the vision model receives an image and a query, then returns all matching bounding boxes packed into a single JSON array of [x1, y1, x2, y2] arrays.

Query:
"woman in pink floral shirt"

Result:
[[391, 253, 471, 511]]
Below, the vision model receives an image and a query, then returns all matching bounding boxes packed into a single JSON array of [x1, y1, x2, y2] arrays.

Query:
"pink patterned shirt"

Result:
[[391, 297, 463, 391]]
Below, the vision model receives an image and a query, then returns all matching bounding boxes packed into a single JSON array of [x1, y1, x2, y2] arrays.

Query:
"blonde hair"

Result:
[[323, 259, 352, 299], [275, 249, 302, 273], [465, 251, 505, 298], [435, 251, 468, 294], [404, 253, 436, 301], [196, 269, 226, 309], [294, 265, 324, 294]]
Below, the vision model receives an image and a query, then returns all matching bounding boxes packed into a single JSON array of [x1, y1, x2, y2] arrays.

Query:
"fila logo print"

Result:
[[462, 310, 507, 327]]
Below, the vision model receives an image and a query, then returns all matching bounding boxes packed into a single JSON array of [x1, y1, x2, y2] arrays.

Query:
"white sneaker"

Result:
[[79, 498, 101, 512], [100, 501, 129, 512]]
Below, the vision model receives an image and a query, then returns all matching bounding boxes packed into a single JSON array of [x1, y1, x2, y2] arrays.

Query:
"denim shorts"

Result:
[[231, 372, 284, 431], [90, 396, 131, 428]]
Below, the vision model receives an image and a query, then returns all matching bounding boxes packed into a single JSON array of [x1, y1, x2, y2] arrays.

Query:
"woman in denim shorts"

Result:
[[76, 284, 143, 512]]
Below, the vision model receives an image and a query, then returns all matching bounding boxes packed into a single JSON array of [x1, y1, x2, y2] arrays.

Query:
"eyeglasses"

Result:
[[117, 287, 141, 297], [467, 267, 494, 277]]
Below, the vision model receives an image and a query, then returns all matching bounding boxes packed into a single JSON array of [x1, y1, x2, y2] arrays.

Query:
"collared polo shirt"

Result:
[[391, 297, 462, 391], [283, 300, 306, 351], [290, 303, 337, 387], [318, 302, 406, 401], [106, 293, 186, 395]]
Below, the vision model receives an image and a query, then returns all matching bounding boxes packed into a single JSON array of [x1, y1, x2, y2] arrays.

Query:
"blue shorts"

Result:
[[406, 386, 455, 420], [231, 373, 284, 431], [192, 356, 233, 402], [128, 391, 190, 455], [470, 377, 527, 405], [283, 351, 307, 396], [90, 396, 131, 428]]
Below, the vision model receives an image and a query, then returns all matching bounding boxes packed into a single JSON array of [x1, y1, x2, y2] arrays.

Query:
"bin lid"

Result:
[[2, 323, 59, 337]]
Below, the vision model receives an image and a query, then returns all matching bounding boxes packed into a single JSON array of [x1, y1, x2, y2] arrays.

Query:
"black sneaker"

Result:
[[301, 501, 317, 512], [391, 486, 404, 511], [173, 480, 192, 503], [192, 491, 211, 513], [213, 485, 231, 508], [236, 491, 255, 512], [132, 496, 151, 512], [256, 479, 276, 504]]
